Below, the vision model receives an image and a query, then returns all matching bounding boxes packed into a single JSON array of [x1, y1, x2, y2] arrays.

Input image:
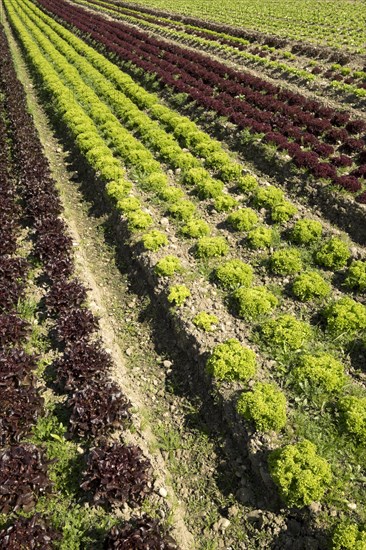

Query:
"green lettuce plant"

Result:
[[255, 185, 285, 208], [291, 353, 346, 393], [247, 226, 273, 249], [206, 339, 257, 381], [141, 230, 168, 251], [270, 201, 297, 223], [180, 219, 210, 238], [332, 521, 366, 550], [338, 396, 366, 445], [324, 297, 366, 337], [260, 314, 313, 352], [215, 259, 254, 289], [270, 248, 303, 275], [155, 255, 182, 277], [345, 260, 366, 292], [195, 237, 229, 258], [227, 208, 258, 232], [269, 440, 332, 507], [167, 199, 196, 221], [233, 286, 278, 320], [193, 311, 219, 331], [290, 219, 323, 245], [127, 210, 153, 232], [117, 196, 141, 212], [167, 284, 191, 306], [292, 271, 331, 301], [315, 237, 351, 270], [237, 174, 258, 193], [214, 194, 239, 212], [237, 382, 287, 432]]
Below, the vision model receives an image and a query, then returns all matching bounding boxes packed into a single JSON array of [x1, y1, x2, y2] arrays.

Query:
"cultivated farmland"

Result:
[[0, 0, 366, 548]]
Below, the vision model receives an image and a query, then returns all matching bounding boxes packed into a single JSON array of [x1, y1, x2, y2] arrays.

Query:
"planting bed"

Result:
[[1, 0, 366, 548]]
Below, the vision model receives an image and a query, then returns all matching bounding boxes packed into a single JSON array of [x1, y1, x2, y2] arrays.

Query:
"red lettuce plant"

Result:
[[55, 340, 111, 390], [104, 516, 178, 549], [68, 381, 131, 438], [0, 314, 30, 347], [45, 278, 87, 314], [0, 385, 44, 445], [0, 445, 52, 513], [0, 348, 37, 386], [81, 442, 151, 507], [55, 308, 98, 343], [0, 514, 61, 549]]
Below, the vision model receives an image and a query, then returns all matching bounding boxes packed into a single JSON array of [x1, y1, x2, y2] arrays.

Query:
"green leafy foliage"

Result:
[[255, 185, 285, 208], [291, 353, 346, 393], [292, 271, 331, 301], [155, 255, 182, 277], [233, 286, 278, 320], [141, 230, 168, 251], [270, 248, 303, 275], [237, 174, 258, 193], [105, 180, 131, 202], [247, 226, 273, 249], [218, 160, 242, 183], [31, 414, 82, 496], [269, 440, 332, 507], [332, 521, 366, 550], [236, 382, 287, 432], [158, 186, 185, 203], [141, 173, 168, 192], [195, 178, 224, 199], [290, 219, 323, 245], [215, 259, 253, 289], [167, 284, 191, 306], [195, 236, 229, 258], [206, 339, 257, 381], [226, 208, 258, 232], [168, 200, 196, 221], [324, 297, 366, 337], [126, 210, 153, 232], [260, 314, 313, 352], [338, 396, 366, 445], [315, 237, 351, 270], [183, 167, 208, 186], [213, 194, 238, 212], [345, 261, 366, 292], [270, 201, 297, 223], [180, 219, 210, 238], [193, 311, 219, 331], [117, 196, 141, 213]]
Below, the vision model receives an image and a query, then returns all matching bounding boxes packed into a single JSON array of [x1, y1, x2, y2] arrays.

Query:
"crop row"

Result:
[[77, 0, 366, 103], [35, 0, 366, 204], [6, 0, 366, 544], [0, 21, 177, 548]]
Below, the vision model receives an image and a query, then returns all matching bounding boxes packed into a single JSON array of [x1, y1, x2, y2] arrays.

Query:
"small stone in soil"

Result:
[[158, 487, 168, 498]]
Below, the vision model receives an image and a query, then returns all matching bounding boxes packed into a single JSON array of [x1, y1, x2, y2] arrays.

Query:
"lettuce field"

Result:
[[0, 0, 366, 548]]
